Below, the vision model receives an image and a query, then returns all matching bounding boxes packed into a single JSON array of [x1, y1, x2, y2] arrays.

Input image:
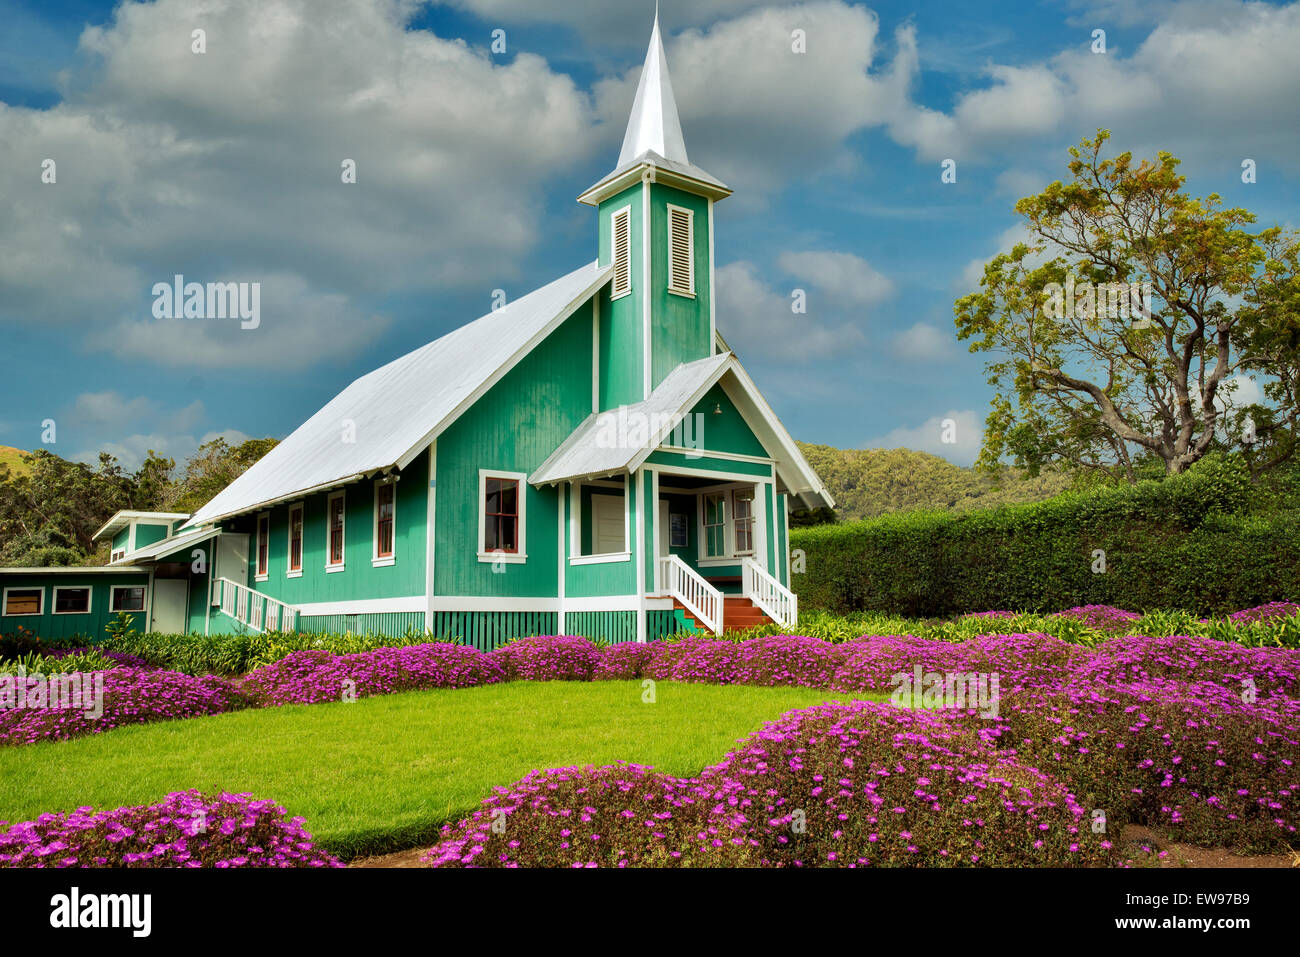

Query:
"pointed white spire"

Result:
[[617, 7, 689, 168]]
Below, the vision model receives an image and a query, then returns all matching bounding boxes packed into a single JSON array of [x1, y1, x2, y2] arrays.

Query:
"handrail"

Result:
[[742, 558, 798, 629], [213, 577, 298, 633], [660, 555, 723, 635]]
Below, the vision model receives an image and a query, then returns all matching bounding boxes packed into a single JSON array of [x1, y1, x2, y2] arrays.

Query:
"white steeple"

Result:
[[578, 9, 731, 205], [617, 8, 690, 168]]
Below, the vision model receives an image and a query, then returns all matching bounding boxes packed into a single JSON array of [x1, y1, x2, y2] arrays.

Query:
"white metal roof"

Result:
[[185, 261, 612, 528], [532, 353, 731, 484], [531, 352, 835, 510], [111, 526, 222, 564], [92, 510, 191, 542]]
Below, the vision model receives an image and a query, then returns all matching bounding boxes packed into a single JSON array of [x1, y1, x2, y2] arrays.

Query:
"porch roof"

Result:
[[111, 526, 222, 565], [529, 352, 835, 510]]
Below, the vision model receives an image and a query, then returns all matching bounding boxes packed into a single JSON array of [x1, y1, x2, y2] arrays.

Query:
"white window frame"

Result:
[[110, 547, 127, 563], [567, 479, 631, 565], [731, 487, 756, 557], [110, 584, 147, 613], [478, 469, 528, 564], [255, 511, 271, 582], [52, 585, 92, 615], [326, 491, 347, 572], [286, 502, 304, 578], [373, 478, 397, 567], [666, 203, 695, 297], [699, 490, 727, 561], [610, 205, 632, 300], [2, 586, 44, 617]]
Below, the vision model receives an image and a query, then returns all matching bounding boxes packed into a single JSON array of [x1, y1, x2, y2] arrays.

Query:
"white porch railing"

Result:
[[742, 557, 798, 630], [661, 555, 723, 635], [213, 577, 298, 633]]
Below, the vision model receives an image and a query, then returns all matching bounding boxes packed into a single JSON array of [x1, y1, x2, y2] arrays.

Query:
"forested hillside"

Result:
[[796, 443, 1070, 522]]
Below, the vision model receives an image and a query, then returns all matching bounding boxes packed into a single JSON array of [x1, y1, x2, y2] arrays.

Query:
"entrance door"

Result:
[[151, 579, 188, 634]]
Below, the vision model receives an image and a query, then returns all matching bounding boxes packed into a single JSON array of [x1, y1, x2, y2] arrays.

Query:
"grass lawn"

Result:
[[0, 680, 880, 859]]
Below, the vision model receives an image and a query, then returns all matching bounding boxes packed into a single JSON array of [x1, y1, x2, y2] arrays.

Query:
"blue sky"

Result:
[[1, 0, 1297, 470]]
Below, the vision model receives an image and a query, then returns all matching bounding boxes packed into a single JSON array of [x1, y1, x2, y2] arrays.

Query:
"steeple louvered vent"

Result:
[[667, 204, 694, 296], [612, 206, 632, 299]]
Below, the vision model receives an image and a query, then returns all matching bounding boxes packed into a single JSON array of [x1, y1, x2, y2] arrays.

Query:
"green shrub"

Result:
[[790, 462, 1299, 618]]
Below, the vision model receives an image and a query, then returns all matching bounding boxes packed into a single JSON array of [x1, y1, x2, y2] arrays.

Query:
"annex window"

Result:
[[478, 470, 527, 563], [53, 586, 91, 615], [703, 493, 726, 558], [111, 586, 146, 613], [327, 492, 346, 570], [287, 503, 304, 576], [667, 204, 694, 296], [374, 480, 395, 565], [256, 513, 270, 580], [732, 488, 755, 555], [111, 548, 127, 562], [2, 587, 43, 617], [611, 206, 632, 299]]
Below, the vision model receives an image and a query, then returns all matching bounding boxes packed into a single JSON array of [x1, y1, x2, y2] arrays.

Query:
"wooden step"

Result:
[[671, 596, 774, 633]]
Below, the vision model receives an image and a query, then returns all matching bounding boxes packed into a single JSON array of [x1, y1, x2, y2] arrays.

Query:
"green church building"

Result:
[[0, 16, 833, 647]]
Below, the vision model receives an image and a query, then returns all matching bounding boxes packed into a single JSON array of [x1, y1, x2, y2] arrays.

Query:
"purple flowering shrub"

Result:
[[731, 635, 849, 687], [0, 668, 256, 747], [994, 677, 1300, 851], [1076, 633, 1300, 698], [421, 763, 747, 868], [591, 641, 665, 680], [242, 643, 504, 706], [661, 640, 745, 684], [833, 632, 1088, 695], [427, 702, 1116, 867], [1230, 602, 1300, 624], [705, 700, 1115, 867], [0, 790, 342, 868], [1053, 605, 1142, 631], [488, 635, 601, 682]]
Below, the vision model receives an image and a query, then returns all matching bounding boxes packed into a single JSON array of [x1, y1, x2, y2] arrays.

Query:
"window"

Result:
[[590, 493, 626, 554], [53, 587, 91, 615], [255, 512, 270, 580], [2, 587, 42, 617], [611, 206, 632, 299], [111, 586, 146, 612], [111, 548, 126, 562], [703, 493, 726, 558], [287, 503, 304, 576], [327, 492, 346, 570], [667, 204, 694, 296], [478, 470, 527, 563], [732, 489, 755, 555], [374, 480, 395, 565]]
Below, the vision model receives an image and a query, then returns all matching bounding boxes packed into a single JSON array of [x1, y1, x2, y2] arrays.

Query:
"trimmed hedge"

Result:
[[790, 460, 1300, 617]]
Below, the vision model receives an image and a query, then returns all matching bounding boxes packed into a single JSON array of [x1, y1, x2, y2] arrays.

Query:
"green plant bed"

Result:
[[0, 680, 883, 860]]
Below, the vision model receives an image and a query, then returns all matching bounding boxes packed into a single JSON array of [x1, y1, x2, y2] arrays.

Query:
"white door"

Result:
[[151, 579, 189, 634]]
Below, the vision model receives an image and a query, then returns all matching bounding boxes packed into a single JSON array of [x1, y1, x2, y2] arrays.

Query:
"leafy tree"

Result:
[[955, 130, 1300, 482], [168, 437, 279, 512]]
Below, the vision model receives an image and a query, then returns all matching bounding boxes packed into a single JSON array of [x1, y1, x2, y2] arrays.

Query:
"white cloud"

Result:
[[888, 2, 1300, 169], [776, 250, 894, 308], [436, 0, 773, 42], [716, 260, 865, 361], [0, 0, 592, 367], [891, 322, 956, 362], [864, 408, 983, 466]]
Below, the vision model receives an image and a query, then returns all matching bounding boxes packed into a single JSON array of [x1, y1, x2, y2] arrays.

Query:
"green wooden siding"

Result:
[[649, 183, 712, 388], [598, 182, 646, 409], [434, 303, 594, 598], [134, 522, 170, 549], [0, 571, 149, 641], [688, 385, 768, 457], [237, 451, 428, 606], [775, 492, 789, 587]]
